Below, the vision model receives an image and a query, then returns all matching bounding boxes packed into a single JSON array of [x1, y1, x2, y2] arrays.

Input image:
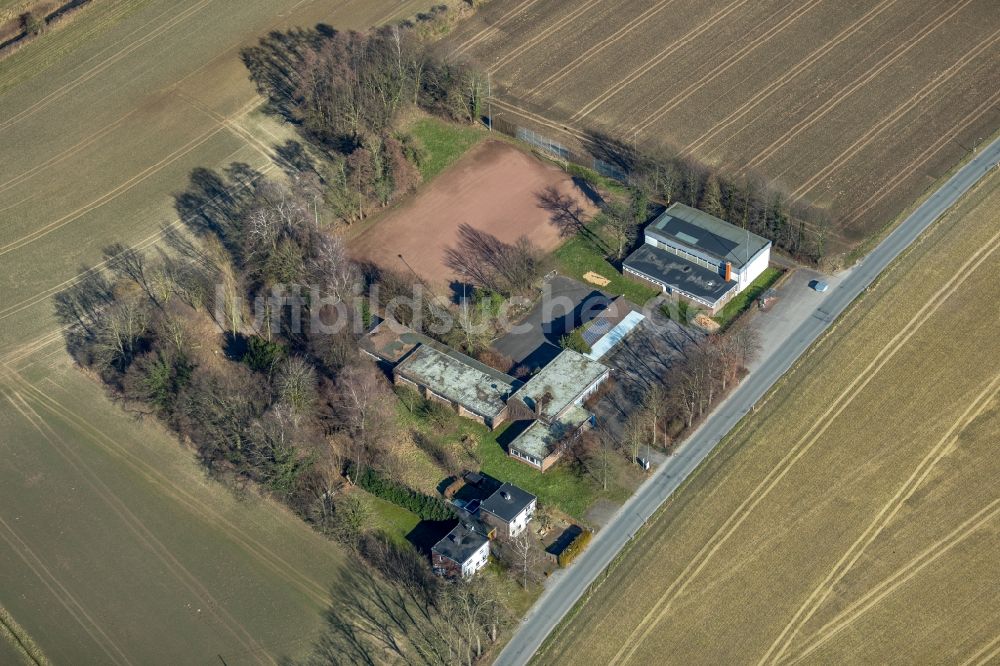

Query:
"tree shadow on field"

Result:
[[172, 163, 264, 264], [274, 140, 317, 178], [582, 129, 638, 176], [536, 185, 607, 251], [240, 26, 331, 122], [572, 175, 603, 207], [292, 552, 451, 666]]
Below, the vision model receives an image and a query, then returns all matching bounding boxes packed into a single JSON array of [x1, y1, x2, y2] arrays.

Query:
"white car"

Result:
[[810, 280, 829, 293]]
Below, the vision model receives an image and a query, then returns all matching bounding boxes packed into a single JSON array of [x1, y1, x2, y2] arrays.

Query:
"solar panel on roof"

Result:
[[582, 317, 614, 345], [656, 217, 741, 260]]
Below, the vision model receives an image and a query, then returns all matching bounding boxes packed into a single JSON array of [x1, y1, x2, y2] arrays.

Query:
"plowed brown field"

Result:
[[448, 0, 1000, 249], [535, 170, 1000, 664]]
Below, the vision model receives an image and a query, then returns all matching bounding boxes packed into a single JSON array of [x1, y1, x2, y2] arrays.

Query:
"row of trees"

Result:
[[582, 133, 830, 263], [55, 167, 415, 514], [307, 538, 514, 666], [59, 161, 524, 664], [241, 21, 485, 225], [572, 320, 761, 491]]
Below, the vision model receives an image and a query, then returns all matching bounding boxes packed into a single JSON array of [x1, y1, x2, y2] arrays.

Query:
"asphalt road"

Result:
[[495, 137, 1000, 666]]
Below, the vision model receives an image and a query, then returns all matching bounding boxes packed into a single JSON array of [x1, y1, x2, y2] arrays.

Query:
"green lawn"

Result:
[[409, 116, 484, 181], [553, 228, 660, 306], [395, 391, 632, 522], [475, 423, 635, 522], [712, 266, 784, 329], [354, 489, 422, 544]]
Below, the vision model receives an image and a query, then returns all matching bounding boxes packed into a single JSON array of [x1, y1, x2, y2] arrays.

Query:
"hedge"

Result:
[[351, 465, 453, 521], [557, 528, 592, 568]]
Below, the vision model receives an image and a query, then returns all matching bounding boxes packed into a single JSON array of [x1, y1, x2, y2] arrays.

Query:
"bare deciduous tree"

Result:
[[730, 321, 762, 368], [506, 530, 544, 588], [276, 356, 318, 418], [308, 232, 359, 301], [333, 361, 399, 476], [444, 223, 543, 296], [97, 295, 150, 370]]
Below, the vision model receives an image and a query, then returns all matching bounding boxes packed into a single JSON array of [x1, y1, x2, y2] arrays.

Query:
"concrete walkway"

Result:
[[494, 138, 1000, 666]]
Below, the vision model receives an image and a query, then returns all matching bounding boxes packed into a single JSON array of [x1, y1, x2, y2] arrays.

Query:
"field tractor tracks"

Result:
[[450, 0, 543, 57], [787, 28, 1000, 202], [679, 0, 900, 158], [571, 0, 752, 122], [0, 124, 226, 258], [487, 0, 604, 75], [628, 0, 822, 137], [0, 367, 332, 610], [760, 373, 1000, 665], [961, 634, 1000, 666], [5, 390, 275, 665], [738, 0, 973, 172], [0, 0, 215, 131], [843, 89, 1000, 228], [785, 496, 1000, 664], [523, 0, 679, 100], [607, 229, 1000, 666], [0, 500, 131, 666]]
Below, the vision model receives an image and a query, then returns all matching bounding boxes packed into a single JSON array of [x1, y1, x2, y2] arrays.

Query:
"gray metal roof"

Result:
[[432, 523, 489, 564], [623, 244, 737, 307], [508, 406, 591, 460], [479, 483, 536, 523], [511, 350, 609, 423], [645, 203, 770, 269], [395, 344, 518, 420]]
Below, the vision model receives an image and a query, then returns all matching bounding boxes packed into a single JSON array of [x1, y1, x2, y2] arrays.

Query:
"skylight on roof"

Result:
[[675, 231, 699, 245]]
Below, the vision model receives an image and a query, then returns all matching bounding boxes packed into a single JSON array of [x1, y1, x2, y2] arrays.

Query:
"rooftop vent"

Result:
[[501, 491, 511, 501]]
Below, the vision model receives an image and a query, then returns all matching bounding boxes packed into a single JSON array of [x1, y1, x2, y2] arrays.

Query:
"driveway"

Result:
[[493, 275, 611, 370], [745, 265, 850, 371]]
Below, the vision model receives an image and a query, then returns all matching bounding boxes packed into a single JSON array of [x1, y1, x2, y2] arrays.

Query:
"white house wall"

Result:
[[737, 245, 771, 289]]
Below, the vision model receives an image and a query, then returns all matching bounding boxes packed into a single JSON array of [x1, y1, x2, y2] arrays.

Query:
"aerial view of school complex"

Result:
[[1, 0, 998, 663]]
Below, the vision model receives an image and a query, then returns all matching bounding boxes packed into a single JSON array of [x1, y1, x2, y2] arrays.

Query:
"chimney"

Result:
[[725, 261, 732, 282]]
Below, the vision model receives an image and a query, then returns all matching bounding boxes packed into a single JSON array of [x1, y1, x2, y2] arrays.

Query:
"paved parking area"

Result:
[[743, 265, 851, 372], [492, 275, 611, 370]]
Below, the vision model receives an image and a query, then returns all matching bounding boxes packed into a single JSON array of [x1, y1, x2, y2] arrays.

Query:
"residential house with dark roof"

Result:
[[478, 483, 537, 538], [623, 202, 771, 312], [431, 522, 491, 578]]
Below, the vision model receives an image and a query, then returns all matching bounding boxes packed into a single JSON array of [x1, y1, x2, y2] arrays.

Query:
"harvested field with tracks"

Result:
[[350, 139, 593, 288], [536, 171, 1000, 664], [0, 0, 448, 662], [448, 0, 1000, 250]]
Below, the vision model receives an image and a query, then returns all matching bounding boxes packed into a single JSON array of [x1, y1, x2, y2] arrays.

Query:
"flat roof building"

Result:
[[507, 350, 608, 471], [394, 344, 519, 429], [624, 203, 771, 313], [507, 406, 592, 472], [510, 349, 609, 424]]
